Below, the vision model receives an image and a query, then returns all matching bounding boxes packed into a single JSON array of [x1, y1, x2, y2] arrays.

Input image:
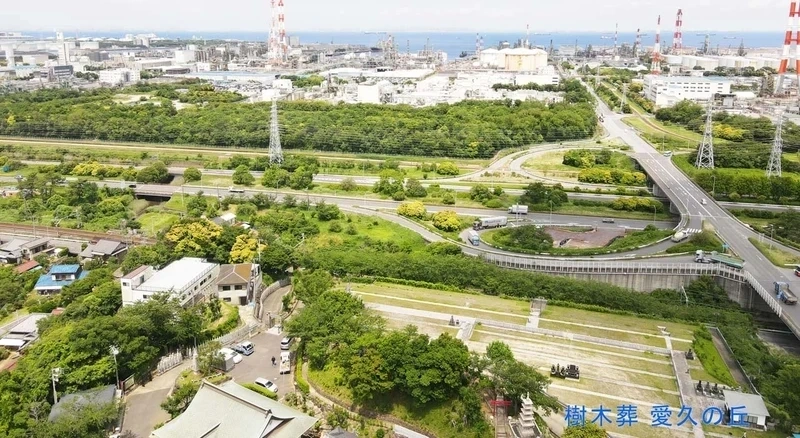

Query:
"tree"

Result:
[[397, 201, 426, 219], [136, 161, 170, 183], [232, 165, 255, 186], [562, 423, 607, 438], [338, 178, 358, 192], [437, 162, 459, 175], [196, 341, 224, 375], [30, 400, 120, 438], [484, 341, 560, 414], [405, 178, 427, 198], [184, 167, 202, 182], [292, 270, 334, 305], [315, 201, 341, 221], [161, 379, 200, 418], [469, 184, 493, 203], [259, 242, 295, 278], [432, 210, 461, 232], [261, 167, 290, 189], [67, 180, 99, 206], [236, 203, 257, 222], [229, 234, 263, 263], [519, 182, 568, 207], [373, 170, 404, 196], [164, 219, 223, 259]]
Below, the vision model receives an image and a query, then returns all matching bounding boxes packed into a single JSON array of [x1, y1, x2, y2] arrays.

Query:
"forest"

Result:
[[0, 80, 598, 158]]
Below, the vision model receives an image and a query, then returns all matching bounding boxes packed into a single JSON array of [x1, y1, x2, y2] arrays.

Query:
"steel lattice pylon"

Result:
[[269, 99, 283, 164], [695, 99, 715, 169], [767, 115, 784, 178]]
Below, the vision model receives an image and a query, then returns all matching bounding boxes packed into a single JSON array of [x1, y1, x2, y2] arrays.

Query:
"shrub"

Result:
[[184, 167, 202, 182], [328, 222, 343, 233], [391, 191, 406, 201], [241, 383, 278, 400], [436, 161, 459, 175], [397, 201, 426, 219], [441, 192, 456, 205], [431, 211, 461, 232]]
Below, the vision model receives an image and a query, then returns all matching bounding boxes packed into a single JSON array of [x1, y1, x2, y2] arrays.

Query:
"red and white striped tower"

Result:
[[652, 15, 662, 75], [268, 0, 287, 61], [634, 28, 642, 57], [476, 33, 482, 57], [777, 2, 800, 93], [672, 9, 683, 53]]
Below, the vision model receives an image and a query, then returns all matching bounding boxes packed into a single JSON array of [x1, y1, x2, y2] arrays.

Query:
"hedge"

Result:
[[241, 383, 278, 400]]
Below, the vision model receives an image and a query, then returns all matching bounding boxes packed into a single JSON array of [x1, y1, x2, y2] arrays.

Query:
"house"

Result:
[[212, 212, 237, 226], [79, 239, 128, 263], [48, 384, 118, 422], [34, 264, 89, 295], [19, 237, 50, 260], [217, 263, 262, 305], [120, 257, 219, 306], [15, 260, 41, 274], [0, 238, 28, 264], [151, 380, 317, 438], [723, 389, 770, 430], [0, 313, 49, 351]]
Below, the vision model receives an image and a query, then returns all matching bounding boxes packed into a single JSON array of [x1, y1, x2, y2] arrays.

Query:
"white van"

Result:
[[228, 186, 245, 193], [280, 337, 294, 350]]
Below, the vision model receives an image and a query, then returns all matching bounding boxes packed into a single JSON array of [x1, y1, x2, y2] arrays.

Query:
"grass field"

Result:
[[137, 211, 180, 236], [522, 149, 638, 185], [749, 237, 800, 267], [540, 306, 698, 341]]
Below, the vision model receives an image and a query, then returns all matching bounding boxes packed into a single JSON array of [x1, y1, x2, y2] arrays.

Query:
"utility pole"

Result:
[[51, 368, 62, 404], [269, 99, 284, 164]]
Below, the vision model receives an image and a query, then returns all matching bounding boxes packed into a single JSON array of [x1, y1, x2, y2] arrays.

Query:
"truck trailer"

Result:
[[467, 230, 481, 246], [473, 216, 508, 230], [708, 251, 745, 269], [279, 351, 293, 375], [775, 282, 798, 305], [508, 205, 529, 214]]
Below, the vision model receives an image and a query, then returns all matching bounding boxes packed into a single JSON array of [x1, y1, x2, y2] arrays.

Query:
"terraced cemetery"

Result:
[[343, 282, 738, 438]]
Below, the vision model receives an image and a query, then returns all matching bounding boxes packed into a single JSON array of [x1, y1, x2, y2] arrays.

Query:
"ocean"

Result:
[[23, 30, 786, 60]]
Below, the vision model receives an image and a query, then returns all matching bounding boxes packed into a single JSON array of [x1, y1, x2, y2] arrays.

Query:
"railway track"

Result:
[[0, 222, 154, 245]]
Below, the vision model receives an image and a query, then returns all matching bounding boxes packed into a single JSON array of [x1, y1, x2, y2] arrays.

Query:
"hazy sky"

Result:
[[0, 0, 792, 33]]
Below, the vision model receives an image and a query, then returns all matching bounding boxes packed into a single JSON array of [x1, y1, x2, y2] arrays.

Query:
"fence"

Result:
[[214, 322, 260, 346], [156, 350, 185, 375], [255, 278, 291, 321], [477, 319, 670, 355]]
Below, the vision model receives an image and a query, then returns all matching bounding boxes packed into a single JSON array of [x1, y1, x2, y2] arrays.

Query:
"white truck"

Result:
[[508, 205, 529, 214], [279, 351, 292, 375], [473, 216, 508, 230]]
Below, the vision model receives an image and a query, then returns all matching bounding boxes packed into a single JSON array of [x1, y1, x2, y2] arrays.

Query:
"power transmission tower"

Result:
[[268, 99, 283, 164], [695, 99, 715, 169], [621, 83, 628, 112], [767, 114, 784, 178]]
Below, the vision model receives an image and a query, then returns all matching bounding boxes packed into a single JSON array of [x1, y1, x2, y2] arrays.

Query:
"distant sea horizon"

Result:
[[19, 30, 786, 60]]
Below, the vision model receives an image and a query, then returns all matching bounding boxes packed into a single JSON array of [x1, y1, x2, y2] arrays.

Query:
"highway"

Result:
[[586, 81, 800, 338]]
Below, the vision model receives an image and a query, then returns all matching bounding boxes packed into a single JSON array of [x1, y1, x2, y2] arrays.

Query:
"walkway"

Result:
[[122, 362, 191, 438], [671, 351, 709, 438]]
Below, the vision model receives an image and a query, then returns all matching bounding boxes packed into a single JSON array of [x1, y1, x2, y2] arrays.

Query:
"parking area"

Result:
[[226, 330, 294, 397]]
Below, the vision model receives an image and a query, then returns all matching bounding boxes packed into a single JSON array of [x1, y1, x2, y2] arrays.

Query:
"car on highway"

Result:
[[701, 199, 707, 205], [232, 341, 255, 356], [219, 347, 243, 364], [228, 186, 245, 193], [254, 378, 278, 393], [602, 218, 615, 224]]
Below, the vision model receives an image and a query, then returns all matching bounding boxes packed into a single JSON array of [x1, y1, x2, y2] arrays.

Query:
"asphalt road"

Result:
[[587, 80, 800, 337]]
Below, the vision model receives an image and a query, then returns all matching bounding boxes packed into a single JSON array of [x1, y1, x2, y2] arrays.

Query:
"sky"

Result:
[[0, 0, 793, 33]]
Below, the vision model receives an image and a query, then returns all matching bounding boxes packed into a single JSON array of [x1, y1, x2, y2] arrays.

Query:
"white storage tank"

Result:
[[479, 48, 500, 67], [664, 55, 682, 65], [503, 48, 548, 71]]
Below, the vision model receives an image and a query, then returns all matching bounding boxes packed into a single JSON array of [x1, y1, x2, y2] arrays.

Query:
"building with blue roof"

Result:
[[35, 264, 89, 295]]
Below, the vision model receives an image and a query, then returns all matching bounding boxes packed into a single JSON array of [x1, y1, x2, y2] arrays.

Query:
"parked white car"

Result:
[[254, 377, 278, 393], [219, 347, 243, 364]]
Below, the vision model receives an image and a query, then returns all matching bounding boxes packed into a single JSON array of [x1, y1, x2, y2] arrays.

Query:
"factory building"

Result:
[[133, 58, 173, 71], [500, 48, 548, 71], [79, 41, 100, 50], [98, 68, 141, 85], [642, 75, 731, 108], [357, 81, 394, 104], [174, 50, 196, 64]]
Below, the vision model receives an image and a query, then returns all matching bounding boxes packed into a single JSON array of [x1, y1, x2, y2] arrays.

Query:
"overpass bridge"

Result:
[[586, 82, 800, 340]]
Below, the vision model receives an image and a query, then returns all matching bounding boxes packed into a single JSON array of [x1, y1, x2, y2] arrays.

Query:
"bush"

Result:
[[232, 165, 255, 186], [199, 306, 240, 341], [184, 167, 202, 182], [692, 328, 737, 387], [436, 161, 459, 175], [491, 226, 553, 252], [241, 383, 278, 400], [391, 191, 406, 201], [441, 192, 455, 205], [329, 222, 343, 233], [397, 201, 427, 219], [431, 211, 461, 232]]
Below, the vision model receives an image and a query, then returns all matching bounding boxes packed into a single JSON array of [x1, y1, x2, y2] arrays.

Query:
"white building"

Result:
[[174, 50, 196, 64], [21, 54, 48, 65], [356, 81, 393, 104], [98, 68, 141, 85], [272, 78, 293, 91], [680, 55, 719, 71], [722, 390, 769, 430], [120, 257, 219, 307], [479, 48, 501, 67], [515, 74, 559, 87], [501, 48, 548, 72], [216, 264, 262, 306], [133, 58, 173, 71], [80, 41, 100, 50], [642, 75, 731, 108]]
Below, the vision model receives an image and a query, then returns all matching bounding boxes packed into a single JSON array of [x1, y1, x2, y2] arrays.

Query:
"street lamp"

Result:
[[110, 346, 120, 390], [51, 367, 62, 404], [711, 175, 716, 198], [652, 205, 657, 226], [549, 200, 554, 225], [770, 225, 775, 250]]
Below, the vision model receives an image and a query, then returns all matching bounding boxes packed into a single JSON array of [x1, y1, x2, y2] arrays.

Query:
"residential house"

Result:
[[79, 239, 128, 263], [324, 427, 358, 438], [34, 264, 89, 295], [211, 212, 237, 226], [151, 380, 317, 438], [120, 257, 219, 306], [48, 384, 118, 422], [20, 237, 50, 260], [722, 389, 770, 430], [0, 238, 28, 264], [217, 263, 262, 305], [0, 313, 49, 350], [15, 260, 41, 274]]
